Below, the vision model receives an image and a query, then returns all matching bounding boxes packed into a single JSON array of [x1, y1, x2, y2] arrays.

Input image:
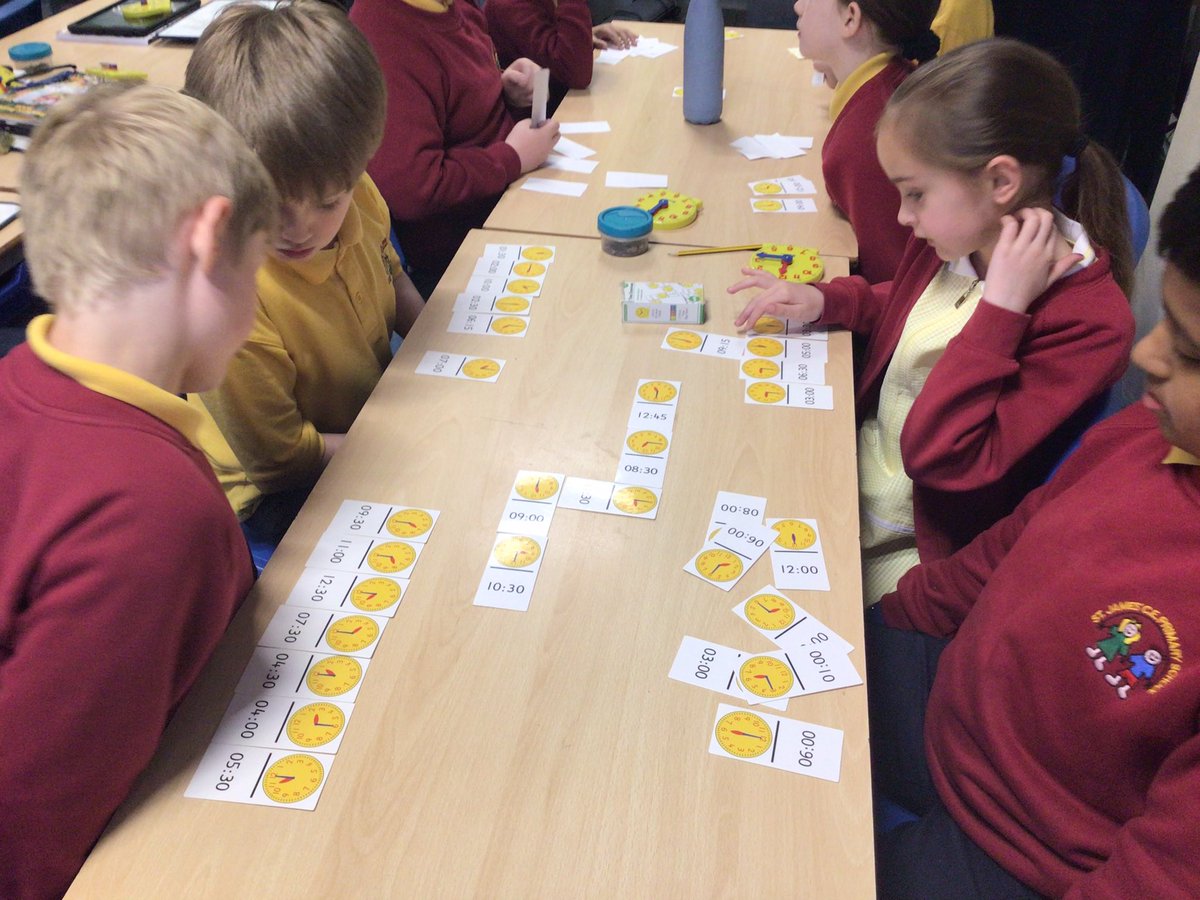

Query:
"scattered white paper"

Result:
[[552, 136, 596, 159], [542, 155, 599, 175], [605, 171, 669, 189], [559, 121, 610, 134], [520, 177, 588, 198]]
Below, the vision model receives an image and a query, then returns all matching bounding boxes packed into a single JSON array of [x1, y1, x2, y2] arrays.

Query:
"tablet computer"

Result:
[[67, 0, 202, 38]]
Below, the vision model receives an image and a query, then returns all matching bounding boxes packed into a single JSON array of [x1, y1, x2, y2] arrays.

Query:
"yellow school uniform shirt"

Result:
[[829, 52, 891, 121], [932, 0, 993, 55], [191, 174, 401, 518]]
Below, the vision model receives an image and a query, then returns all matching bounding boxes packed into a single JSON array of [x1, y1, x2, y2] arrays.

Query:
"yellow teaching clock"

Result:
[[741, 358, 781, 380], [325, 614, 380, 653], [494, 296, 529, 313], [638, 380, 677, 403], [515, 473, 560, 501], [740, 655, 795, 699], [349, 576, 402, 612], [612, 486, 657, 515], [695, 548, 743, 582], [385, 509, 433, 539], [305, 655, 364, 697], [461, 358, 501, 379], [747, 382, 786, 404], [745, 593, 796, 631], [366, 541, 416, 574], [746, 336, 784, 358], [666, 330, 703, 350], [635, 189, 702, 229], [714, 710, 773, 758], [746, 244, 824, 284], [493, 535, 541, 568], [772, 519, 816, 550], [262, 753, 325, 804], [286, 701, 346, 749], [626, 429, 669, 455], [490, 316, 527, 335]]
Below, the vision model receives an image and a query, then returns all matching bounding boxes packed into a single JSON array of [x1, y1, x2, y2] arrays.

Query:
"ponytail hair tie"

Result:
[[900, 28, 941, 63], [1069, 135, 1090, 158]]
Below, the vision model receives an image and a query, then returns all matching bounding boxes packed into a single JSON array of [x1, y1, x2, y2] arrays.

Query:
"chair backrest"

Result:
[[0, 0, 41, 38]]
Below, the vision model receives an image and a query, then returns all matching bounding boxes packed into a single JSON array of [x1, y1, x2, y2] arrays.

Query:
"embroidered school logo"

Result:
[[1085, 603, 1182, 699], [379, 238, 396, 285]]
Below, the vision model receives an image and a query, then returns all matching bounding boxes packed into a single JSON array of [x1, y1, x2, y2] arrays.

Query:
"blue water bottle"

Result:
[[683, 0, 724, 125]]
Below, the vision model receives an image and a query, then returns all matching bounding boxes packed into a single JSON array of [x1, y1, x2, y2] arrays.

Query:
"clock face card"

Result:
[[744, 381, 835, 410], [234, 647, 371, 703], [739, 356, 826, 385], [186, 744, 335, 810], [745, 316, 828, 340], [211, 694, 356, 755], [417, 350, 506, 381], [709, 703, 843, 782], [733, 586, 851, 655], [447, 311, 530, 338], [661, 328, 745, 359], [742, 336, 828, 363], [766, 518, 831, 591], [480, 242, 557, 264], [286, 569, 407, 618], [452, 292, 534, 316], [558, 477, 661, 519], [323, 501, 439, 544], [499, 471, 565, 536], [307, 534, 425, 578], [473, 533, 548, 611], [668, 635, 788, 710], [684, 522, 775, 592], [257, 606, 388, 659], [464, 272, 544, 298]]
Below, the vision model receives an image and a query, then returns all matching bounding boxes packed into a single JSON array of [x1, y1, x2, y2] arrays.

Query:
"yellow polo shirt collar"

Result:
[[829, 52, 891, 121], [278, 193, 365, 286], [401, 0, 450, 11], [1163, 447, 1200, 466]]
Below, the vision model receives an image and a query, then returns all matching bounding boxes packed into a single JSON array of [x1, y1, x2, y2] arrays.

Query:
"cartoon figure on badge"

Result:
[[1086, 618, 1142, 669]]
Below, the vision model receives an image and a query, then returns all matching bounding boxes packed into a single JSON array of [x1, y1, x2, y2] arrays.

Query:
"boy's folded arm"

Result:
[[900, 298, 1133, 490], [537, 0, 595, 89]]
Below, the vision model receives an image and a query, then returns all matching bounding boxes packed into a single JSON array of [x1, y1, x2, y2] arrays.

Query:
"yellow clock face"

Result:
[[695, 548, 743, 582], [286, 701, 346, 748], [740, 655, 795, 698], [612, 486, 657, 515], [635, 189, 702, 229], [515, 473, 560, 501], [366, 541, 416, 574], [626, 429, 669, 455], [638, 380, 677, 403], [741, 358, 781, 379], [512, 261, 546, 277], [746, 337, 784, 358], [385, 509, 433, 539], [349, 576, 402, 612], [325, 614, 380, 653], [305, 655, 364, 697], [505, 279, 540, 295], [752, 181, 783, 194], [262, 753, 325, 804], [493, 535, 541, 568], [666, 330, 703, 350], [491, 316, 527, 335], [752, 199, 783, 212], [462, 357, 502, 379], [748, 244, 824, 284], [494, 296, 529, 313], [745, 593, 796, 631], [521, 246, 553, 261], [714, 710, 773, 758], [772, 519, 817, 550], [747, 382, 786, 404], [753, 316, 785, 334]]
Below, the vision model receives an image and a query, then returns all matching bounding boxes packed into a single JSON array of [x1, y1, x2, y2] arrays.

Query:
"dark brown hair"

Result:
[[882, 38, 1134, 295], [1159, 165, 1200, 285], [850, 0, 940, 62]]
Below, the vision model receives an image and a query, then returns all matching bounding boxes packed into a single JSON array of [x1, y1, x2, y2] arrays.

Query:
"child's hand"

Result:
[[593, 23, 638, 50], [501, 58, 541, 107], [984, 208, 1083, 314], [506, 118, 561, 173], [729, 268, 825, 332]]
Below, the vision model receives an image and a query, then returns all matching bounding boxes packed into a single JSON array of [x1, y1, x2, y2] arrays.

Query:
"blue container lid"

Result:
[[9, 42, 52, 64], [597, 206, 653, 239]]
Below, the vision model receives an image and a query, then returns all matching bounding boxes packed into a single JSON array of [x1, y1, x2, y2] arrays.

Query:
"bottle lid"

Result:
[[597, 206, 653, 239], [9, 42, 52, 64]]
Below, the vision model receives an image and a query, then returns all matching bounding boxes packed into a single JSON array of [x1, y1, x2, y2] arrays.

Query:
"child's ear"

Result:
[[187, 196, 234, 277], [984, 155, 1023, 208], [842, 1, 864, 37]]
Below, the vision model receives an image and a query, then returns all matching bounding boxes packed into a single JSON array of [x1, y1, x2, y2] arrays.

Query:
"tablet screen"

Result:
[[67, 0, 202, 37]]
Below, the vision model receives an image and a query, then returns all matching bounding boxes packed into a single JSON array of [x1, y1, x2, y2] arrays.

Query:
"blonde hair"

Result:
[[184, 0, 386, 201], [881, 38, 1134, 295], [20, 82, 277, 311]]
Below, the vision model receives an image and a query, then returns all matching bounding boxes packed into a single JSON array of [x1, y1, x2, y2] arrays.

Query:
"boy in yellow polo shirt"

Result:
[[185, 0, 424, 539], [0, 84, 277, 899]]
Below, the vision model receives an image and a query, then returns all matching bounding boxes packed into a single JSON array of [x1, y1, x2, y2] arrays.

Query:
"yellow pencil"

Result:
[[670, 244, 763, 257]]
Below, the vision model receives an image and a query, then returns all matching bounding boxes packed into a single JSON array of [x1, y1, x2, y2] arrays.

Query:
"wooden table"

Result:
[[67, 231, 874, 897], [484, 22, 858, 259], [0, 0, 192, 259]]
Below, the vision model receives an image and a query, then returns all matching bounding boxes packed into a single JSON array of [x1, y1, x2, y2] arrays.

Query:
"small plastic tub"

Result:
[[9, 42, 53, 71], [598, 206, 653, 257]]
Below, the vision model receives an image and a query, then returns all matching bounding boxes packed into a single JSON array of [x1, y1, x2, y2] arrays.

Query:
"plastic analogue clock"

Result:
[[286, 702, 345, 748], [772, 519, 817, 550], [695, 548, 743, 582], [746, 244, 824, 284], [515, 473, 560, 501], [262, 753, 325, 804], [386, 509, 433, 539], [325, 614, 380, 653], [740, 655, 795, 698], [305, 655, 364, 697], [637, 380, 677, 403], [747, 382, 786, 404], [714, 710, 773, 758], [745, 593, 797, 630], [626, 429, 669, 455], [493, 535, 541, 568], [635, 189, 702, 229], [612, 486, 658, 515], [349, 576, 402, 612], [367, 541, 416, 574]]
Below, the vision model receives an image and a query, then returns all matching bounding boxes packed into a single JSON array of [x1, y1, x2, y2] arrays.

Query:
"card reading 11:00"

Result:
[[307, 533, 425, 578]]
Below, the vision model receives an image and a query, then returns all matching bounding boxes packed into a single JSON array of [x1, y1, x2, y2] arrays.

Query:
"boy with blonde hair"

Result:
[[185, 0, 424, 540], [0, 83, 276, 899]]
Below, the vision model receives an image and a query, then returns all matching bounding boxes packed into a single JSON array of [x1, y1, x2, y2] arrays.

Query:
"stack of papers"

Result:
[[731, 134, 814, 160], [596, 36, 677, 65]]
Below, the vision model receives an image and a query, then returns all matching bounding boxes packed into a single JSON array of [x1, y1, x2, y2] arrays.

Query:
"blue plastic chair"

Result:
[[1055, 156, 1152, 264]]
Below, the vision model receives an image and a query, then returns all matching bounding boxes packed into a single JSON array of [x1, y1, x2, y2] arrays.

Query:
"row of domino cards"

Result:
[[186, 500, 440, 810]]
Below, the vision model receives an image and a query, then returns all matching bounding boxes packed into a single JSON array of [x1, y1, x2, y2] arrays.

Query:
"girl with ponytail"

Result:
[[795, 0, 941, 282], [732, 39, 1135, 604]]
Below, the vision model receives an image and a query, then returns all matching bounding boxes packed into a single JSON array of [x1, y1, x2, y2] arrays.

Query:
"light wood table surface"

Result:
[[485, 22, 858, 259], [68, 230, 874, 897]]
